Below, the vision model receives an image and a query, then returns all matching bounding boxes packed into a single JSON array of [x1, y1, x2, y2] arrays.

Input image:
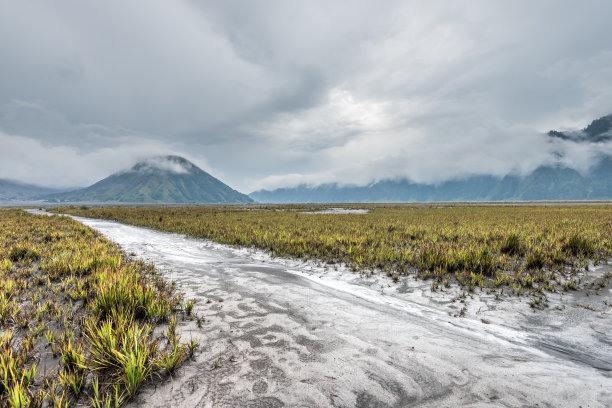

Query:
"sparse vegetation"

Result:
[[55, 204, 612, 294], [0, 209, 194, 407]]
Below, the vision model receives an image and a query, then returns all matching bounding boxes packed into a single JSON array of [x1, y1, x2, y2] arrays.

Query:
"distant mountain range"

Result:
[[250, 114, 612, 203], [0, 179, 65, 202], [45, 156, 253, 204], [2, 115, 612, 204]]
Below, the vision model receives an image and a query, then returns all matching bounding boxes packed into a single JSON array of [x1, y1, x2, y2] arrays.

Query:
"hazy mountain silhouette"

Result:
[[251, 114, 612, 203], [0, 179, 65, 201]]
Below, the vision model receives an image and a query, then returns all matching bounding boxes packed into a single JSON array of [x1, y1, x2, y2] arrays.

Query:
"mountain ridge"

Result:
[[547, 113, 612, 143], [0, 179, 66, 201], [250, 114, 612, 203], [250, 161, 612, 203]]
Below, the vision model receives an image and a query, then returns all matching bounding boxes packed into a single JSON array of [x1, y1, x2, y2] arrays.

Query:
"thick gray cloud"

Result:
[[1, 1, 611, 192]]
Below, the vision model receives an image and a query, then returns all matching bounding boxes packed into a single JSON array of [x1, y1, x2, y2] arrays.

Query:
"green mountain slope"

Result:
[[47, 156, 253, 204]]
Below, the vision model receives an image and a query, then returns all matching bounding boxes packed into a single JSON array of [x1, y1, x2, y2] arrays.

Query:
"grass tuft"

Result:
[[500, 234, 523, 256], [564, 234, 594, 257]]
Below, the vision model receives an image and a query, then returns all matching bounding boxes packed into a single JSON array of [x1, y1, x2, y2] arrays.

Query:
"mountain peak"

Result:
[[45, 155, 253, 204], [548, 113, 612, 143], [130, 155, 197, 175], [583, 114, 612, 138]]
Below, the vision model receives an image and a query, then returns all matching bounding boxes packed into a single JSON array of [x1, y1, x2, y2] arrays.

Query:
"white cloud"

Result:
[[1, 1, 612, 193], [0, 129, 216, 188], [130, 156, 191, 175], [248, 87, 612, 191]]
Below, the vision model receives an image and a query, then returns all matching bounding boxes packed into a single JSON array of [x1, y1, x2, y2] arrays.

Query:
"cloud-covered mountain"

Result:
[[548, 114, 612, 143], [250, 114, 612, 203], [46, 156, 253, 204]]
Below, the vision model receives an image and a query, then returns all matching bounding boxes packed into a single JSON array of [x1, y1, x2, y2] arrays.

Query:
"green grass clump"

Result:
[[8, 246, 39, 263], [83, 315, 156, 397], [500, 234, 523, 256], [525, 250, 546, 270], [564, 234, 594, 257], [55, 204, 612, 294], [0, 209, 195, 407]]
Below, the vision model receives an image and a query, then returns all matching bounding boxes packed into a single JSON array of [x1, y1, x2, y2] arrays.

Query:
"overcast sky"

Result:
[[1, 1, 612, 192]]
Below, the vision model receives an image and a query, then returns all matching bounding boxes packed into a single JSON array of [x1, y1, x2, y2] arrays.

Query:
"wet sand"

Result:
[[57, 213, 612, 407]]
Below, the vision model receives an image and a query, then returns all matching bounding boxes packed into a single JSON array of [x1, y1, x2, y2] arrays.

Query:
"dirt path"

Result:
[[65, 214, 611, 407]]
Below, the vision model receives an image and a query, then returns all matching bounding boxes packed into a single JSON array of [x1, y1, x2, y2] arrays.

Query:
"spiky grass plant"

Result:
[[156, 316, 186, 375], [7, 380, 29, 408], [183, 299, 196, 316]]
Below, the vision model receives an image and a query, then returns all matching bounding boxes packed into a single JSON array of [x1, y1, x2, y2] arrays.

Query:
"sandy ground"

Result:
[[30, 211, 611, 407]]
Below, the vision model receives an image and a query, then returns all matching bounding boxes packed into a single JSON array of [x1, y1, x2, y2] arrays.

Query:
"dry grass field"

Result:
[[56, 204, 612, 297]]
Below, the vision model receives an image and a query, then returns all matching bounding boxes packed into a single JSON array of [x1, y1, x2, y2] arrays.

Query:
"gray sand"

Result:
[[49, 212, 611, 407]]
